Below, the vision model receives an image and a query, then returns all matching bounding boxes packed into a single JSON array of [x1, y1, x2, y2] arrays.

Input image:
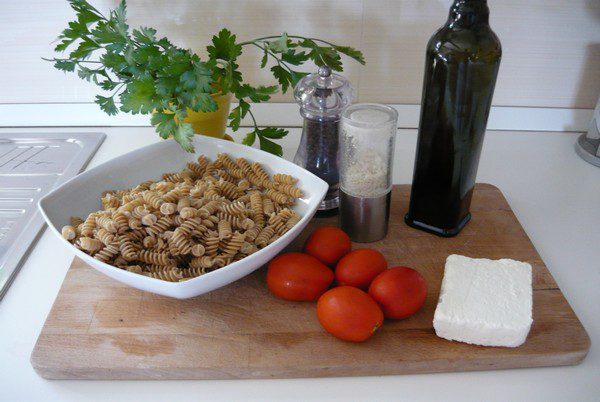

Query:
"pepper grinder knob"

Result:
[[318, 65, 332, 77]]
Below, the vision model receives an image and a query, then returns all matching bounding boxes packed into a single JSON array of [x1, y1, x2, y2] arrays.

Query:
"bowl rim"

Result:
[[38, 135, 328, 288]]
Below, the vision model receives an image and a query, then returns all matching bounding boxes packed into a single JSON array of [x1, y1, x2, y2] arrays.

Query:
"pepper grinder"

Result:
[[293, 66, 353, 210]]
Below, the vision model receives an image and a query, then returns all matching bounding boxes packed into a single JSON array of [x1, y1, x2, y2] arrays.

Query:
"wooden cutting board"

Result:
[[31, 184, 590, 380]]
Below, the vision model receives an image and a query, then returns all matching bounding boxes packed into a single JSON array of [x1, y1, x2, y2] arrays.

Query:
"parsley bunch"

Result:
[[47, 0, 365, 154]]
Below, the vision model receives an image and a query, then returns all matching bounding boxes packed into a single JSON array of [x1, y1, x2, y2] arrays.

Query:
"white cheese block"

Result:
[[433, 254, 533, 347]]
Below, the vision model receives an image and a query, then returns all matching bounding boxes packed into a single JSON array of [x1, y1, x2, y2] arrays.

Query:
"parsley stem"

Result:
[[110, 82, 126, 97], [86, 2, 107, 20], [239, 35, 337, 48], [246, 107, 259, 130], [250, 43, 293, 74], [46, 57, 103, 64], [289, 36, 336, 47], [81, 33, 103, 48]]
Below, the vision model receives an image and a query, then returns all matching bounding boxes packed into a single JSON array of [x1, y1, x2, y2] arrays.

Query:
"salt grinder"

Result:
[[339, 103, 398, 242], [293, 66, 353, 210]]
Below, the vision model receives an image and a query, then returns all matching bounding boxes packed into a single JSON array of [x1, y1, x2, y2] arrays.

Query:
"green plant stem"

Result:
[[43, 57, 103, 64], [238, 35, 337, 47], [109, 82, 126, 97], [249, 42, 294, 74], [246, 106, 260, 132]]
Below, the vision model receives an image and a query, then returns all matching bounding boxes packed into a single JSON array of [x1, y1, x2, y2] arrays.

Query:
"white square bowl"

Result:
[[38, 135, 328, 299]]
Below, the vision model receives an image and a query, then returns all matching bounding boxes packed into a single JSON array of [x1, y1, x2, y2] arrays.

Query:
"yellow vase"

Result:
[[184, 92, 233, 140]]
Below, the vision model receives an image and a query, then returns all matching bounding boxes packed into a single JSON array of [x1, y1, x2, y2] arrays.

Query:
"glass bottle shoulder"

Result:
[[427, 24, 501, 63]]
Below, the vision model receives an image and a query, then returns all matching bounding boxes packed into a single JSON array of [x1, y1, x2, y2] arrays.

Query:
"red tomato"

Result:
[[267, 252, 333, 301], [368, 267, 427, 320], [335, 248, 388, 290], [304, 226, 351, 266], [317, 286, 384, 342]]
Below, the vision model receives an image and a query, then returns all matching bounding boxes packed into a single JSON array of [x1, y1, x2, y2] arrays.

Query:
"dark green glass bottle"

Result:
[[405, 0, 501, 237]]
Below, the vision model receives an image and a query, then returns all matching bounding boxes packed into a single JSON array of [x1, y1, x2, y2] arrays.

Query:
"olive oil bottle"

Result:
[[405, 0, 501, 236]]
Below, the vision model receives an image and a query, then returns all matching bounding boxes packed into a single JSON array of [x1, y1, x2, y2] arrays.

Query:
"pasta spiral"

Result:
[[145, 216, 172, 236], [144, 268, 184, 282], [96, 228, 115, 245], [220, 200, 248, 217], [61, 225, 76, 241], [265, 189, 292, 205], [250, 191, 264, 226], [186, 161, 205, 178], [94, 243, 119, 263], [81, 214, 97, 237], [138, 250, 174, 266], [159, 202, 176, 215], [255, 226, 275, 247], [78, 237, 103, 253], [273, 173, 298, 184], [274, 183, 303, 198], [119, 239, 139, 261], [142, 191, 163, 209], [218, 220, 233, 240], [221, 232, 245, 257]]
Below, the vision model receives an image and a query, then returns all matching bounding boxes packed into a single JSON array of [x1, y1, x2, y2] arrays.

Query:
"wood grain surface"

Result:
[[31, 184, 590, 380]]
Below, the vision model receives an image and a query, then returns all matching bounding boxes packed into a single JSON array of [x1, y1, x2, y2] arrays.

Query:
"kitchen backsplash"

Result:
[[2, 0, 598, 108]]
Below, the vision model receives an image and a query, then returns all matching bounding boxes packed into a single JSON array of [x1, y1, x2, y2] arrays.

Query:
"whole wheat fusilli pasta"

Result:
[[63, 153, 303, 282]]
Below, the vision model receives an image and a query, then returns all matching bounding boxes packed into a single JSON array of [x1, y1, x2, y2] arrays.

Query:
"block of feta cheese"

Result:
[[433, 254, 533, 347]]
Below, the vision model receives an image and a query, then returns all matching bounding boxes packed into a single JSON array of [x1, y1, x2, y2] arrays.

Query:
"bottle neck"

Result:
[[447, 0, 490, 28]]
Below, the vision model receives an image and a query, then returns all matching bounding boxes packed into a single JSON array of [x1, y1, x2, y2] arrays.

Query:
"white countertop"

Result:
[[0, 126, 598, 402]]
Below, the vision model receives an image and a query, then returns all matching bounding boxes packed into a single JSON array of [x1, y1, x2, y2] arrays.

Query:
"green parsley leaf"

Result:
[[155, 76, 178, 97], [234, 84, 277, 103], [119, 77, 157, 114], [212, 60, 242, 95], [54, 39, 75, 52], [258, 135, 283, 156], [77, 66, 96, 81], [95, 95, 118, 115], [260, 49, 268, 68], [53, 59, 76, 72], [258, 127, 288, 139], [192, 93, 217, 113], [99, 52, 127, 71], [281, 50, 309, 65], [99, 79, 119, 90], [333, 45, 365, 65], [267, 33, 288, 53], [133, 27, 157, 44], [228, 99, 250, 131], [130, 45, 162, 66], [180, 62, 213, 93], [207, 28, 242, 61], [150, 111, 177, 139], [93, 24, 126, 46], [156, 37, 173, 50], [298, 39, 343, 71], [69, 38, 100, 60], [315, 47, 343, 71], [67, 0, 103, 19], [75, 8, 102, 26], [172, 122, 195, 152], [241, 130, 256, 146], [289, 69, 309, 87], [270, 65, 292, 93], [112, 1, 128, 37]]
